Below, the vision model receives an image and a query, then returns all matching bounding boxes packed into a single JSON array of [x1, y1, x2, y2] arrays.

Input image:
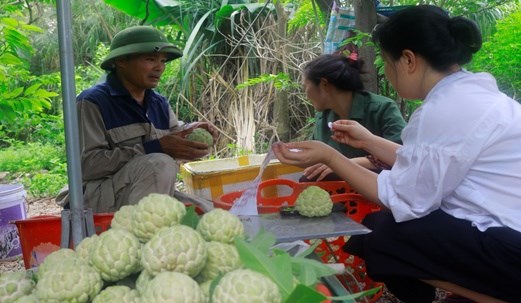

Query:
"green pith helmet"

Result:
[[100, 26, 182, 70]]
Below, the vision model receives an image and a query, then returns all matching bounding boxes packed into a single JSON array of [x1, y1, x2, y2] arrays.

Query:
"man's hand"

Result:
[[159, 133, 210, 160]]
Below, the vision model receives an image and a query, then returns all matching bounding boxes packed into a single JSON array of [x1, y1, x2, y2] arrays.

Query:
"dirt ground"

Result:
[[0, 197, 448, 303]]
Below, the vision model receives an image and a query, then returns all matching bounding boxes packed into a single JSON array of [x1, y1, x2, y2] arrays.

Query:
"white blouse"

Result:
[[377, 71, 521, 232]]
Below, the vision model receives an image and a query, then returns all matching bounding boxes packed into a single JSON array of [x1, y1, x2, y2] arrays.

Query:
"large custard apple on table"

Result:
[[141, 224, 208, 277], [295, 185, 333, 217], [0, 271, 35, 303], [141, 271, 205, 303], [186, 128, 214, 146], [92, 285, 140, 303], [90, 228, 142, 282], [131, 193, 187, 243], [212, 269, 281, 303], [196, 208, 244, 244], [34, 249, 102, 302], [196, 241, 242, 283]]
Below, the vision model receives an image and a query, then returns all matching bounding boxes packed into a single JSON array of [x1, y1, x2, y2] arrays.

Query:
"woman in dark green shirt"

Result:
[[301, 54, 406, 181]]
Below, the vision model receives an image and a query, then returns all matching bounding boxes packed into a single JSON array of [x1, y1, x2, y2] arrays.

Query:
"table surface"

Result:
[[240, 212, 372, 243]]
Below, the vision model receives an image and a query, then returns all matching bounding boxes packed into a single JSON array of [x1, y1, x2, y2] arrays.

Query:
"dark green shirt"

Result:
[[312, 92, 406, 158]]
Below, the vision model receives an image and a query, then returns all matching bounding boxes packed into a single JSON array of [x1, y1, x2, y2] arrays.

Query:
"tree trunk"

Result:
[[274, 2, 290, 142], [354, 0, 378, 93]]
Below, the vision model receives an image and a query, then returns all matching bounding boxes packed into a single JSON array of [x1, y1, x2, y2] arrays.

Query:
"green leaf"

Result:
[[208, 273, 224, 303], [24, 83, 42, 96], [248, 228, 276, 254], [215, 5, 234, 29], [20, 23, 43, 33], [229, 3, 275, 14], [103, 0, 169, 25], [293, 263, 317, 286], [0, 53, 24, 65], [3, 87, 23, 99], [183, 9, 215, 57], [284, 284, 327, 303], [291, 257, 337, 286], [328, 286, 383, 302], [235, 236, 294, 300], [1, 17, 19, 27], [33, 89, 58, 99], [294, 239, 321, 258], [180, 205, 200, 229]]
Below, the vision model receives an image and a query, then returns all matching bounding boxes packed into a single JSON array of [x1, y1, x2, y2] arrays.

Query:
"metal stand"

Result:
[[60, 209, 95, 248]]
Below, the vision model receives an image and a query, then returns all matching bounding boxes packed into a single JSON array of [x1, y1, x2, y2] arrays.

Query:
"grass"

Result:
[[0, 142, 68, 198]]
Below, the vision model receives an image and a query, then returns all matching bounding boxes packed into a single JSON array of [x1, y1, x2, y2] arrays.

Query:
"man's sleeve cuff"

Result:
[[143, 139, 162, 154]]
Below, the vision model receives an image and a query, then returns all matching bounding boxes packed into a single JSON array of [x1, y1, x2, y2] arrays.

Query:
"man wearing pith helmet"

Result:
[[70, 26, 218, 213]]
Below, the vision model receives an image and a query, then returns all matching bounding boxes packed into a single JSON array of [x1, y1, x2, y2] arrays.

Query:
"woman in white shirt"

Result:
[[272, 5, 521, 303]]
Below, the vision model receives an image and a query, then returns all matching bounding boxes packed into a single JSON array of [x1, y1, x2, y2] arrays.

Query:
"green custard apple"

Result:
[[186, 128, 213, 146], [0, 271, 35, 303], [92, 285, 140, 303], [212, 269, 281, 303], [131, 193, 187, 243], [141, 271, 205, 303], [196, 208, 244, 244], [295, 186, 333, 217], [141, 225, 208, 277], [196, 241, 242, 283]]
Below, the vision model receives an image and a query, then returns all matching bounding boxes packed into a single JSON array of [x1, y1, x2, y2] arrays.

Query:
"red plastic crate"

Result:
[[12, 213, 113, 269], [214, 179, 383, 302]]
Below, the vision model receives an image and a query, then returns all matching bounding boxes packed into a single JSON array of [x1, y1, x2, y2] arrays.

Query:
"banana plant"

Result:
[[103, 0, 275, 99]]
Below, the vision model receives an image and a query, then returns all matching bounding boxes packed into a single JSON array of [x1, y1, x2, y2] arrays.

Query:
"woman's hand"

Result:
[[330, 120, 375, 150], [303, 163, 333, 181], [272, 141, 335, 169]]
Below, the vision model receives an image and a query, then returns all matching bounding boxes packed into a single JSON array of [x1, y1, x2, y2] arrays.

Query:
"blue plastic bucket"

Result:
[[0, 184, 27, 261]]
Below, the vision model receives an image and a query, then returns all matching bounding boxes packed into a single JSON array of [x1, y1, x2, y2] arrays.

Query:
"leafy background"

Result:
[[1, 0, 520, 198]]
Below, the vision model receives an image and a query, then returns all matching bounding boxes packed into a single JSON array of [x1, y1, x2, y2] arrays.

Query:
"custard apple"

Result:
[[132, 193, 187, 243], [111, 205, 136, 231], [13, 294, 38, 303], [0, 271, 35, 303], [199, 280, 212, 303], [34, 254, 102, 303], [196, 209, 244, 244], [92, 285, 140, 303], [90, 228, 142, 282], [295, 186, 333, 217], [212, 269, 281, 303], [141, 271, 205, 303], [197, 241, 242, 283], [75, 234, 99, 263], [141, 225, 207, 277], [136, 270, 154, 295], [36, 248, 82, 281], [186, 128, 213, 146]]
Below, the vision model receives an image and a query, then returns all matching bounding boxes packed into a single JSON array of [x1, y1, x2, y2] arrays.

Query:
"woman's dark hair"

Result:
[[303, 54, 365, 93], [372, 5, 482, 72]]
